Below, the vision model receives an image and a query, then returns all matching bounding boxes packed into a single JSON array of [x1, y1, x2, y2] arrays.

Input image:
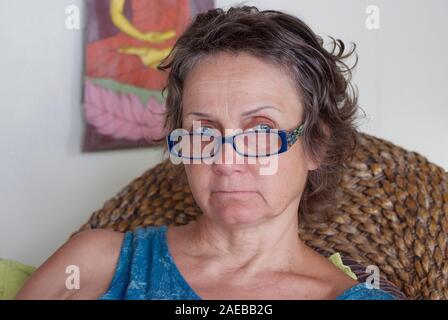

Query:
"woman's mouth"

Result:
[[211, 191, 257, 198]]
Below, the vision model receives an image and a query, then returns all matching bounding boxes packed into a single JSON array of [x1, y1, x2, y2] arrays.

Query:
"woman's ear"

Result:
[[306, 152, 320, 171], [306, 121, 331, 171], [306, 158, 320, 171]]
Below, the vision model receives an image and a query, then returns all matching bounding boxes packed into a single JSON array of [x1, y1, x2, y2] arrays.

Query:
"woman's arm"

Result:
[[15, 229, 124, 300]]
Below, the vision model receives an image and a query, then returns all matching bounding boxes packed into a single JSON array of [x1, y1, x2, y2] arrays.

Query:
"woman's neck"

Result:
[[182, 210, 307, 278]]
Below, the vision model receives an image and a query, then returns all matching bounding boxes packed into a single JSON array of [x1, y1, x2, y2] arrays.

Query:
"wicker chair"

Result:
[[73, 132, 448, 300]]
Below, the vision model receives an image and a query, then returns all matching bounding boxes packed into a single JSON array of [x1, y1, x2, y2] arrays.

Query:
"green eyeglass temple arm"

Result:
[[285, 123, 305, 147]]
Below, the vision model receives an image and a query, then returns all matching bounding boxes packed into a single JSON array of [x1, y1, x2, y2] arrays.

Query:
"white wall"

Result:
[[0, 0, 447, 267], [0, 0, 164, 266]]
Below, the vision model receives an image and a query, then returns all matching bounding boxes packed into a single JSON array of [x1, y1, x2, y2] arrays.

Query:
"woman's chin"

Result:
[[210, 205, 264, 226]]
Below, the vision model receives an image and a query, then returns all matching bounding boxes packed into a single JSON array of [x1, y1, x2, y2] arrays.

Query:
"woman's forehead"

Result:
[[184, 52, 292, 91], [182, 82, 299, 121], [182, 53, 302, 116]]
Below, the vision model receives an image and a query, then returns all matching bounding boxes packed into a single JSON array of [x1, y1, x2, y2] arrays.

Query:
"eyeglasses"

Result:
[[166, 123, 304, 160]]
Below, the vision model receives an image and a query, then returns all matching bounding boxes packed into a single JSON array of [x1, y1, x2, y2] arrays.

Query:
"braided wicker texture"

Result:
[[74, 132, 448, 299]]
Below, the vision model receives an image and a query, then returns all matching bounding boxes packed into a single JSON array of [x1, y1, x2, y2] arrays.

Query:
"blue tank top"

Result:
[[98, 225, 396, 300]]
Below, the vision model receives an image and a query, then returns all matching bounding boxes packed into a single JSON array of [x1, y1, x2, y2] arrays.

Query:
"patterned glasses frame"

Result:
[[166, 123, 305, 160]]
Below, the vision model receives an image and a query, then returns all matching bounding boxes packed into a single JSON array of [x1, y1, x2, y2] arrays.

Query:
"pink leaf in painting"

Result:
[[84, 80, 168, 142]]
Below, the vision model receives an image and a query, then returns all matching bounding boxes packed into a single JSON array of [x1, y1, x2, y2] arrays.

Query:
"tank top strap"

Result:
[[99, 225, 201, 300], [99, 225, 165, 299]]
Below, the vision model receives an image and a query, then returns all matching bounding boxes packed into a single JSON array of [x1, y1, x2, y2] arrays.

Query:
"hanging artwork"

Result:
[[82, 0, 214, 152]]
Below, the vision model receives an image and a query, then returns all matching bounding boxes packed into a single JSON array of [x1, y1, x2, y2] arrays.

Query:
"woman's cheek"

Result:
[[186, 164, 210, 194], [278, 154, 307, 194]]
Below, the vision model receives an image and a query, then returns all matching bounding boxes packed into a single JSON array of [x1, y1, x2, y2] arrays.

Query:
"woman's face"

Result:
[[181, 52, 318, 226]]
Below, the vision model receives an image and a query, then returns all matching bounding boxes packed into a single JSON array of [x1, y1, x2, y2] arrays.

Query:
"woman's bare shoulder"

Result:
[[15, 229, 125, 300]]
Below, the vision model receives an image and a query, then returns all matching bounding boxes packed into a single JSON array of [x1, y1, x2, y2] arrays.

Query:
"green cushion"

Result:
[[328, 252, 358, 280], [0, 258, 36, 300]]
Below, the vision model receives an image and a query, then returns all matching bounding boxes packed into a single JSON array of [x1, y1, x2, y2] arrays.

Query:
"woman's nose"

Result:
[[211, 141, 246, 175]]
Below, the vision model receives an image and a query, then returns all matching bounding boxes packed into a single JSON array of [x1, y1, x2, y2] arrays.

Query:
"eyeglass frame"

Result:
[[166, 123, 305, 160]]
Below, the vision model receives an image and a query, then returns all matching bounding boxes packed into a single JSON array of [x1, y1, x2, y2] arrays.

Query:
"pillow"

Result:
[[317, 249, 408, 300], [0, 258, 36, 300], [328, 252, 358, 280]]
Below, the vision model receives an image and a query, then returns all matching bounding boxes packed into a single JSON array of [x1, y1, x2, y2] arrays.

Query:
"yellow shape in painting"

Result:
[[110, 0, 176, 43], [110, 0, 175, 68], [118, 46, 173, 68]]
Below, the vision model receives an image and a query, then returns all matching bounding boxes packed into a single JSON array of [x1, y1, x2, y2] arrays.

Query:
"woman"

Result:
[[16, 6, 396, 300]]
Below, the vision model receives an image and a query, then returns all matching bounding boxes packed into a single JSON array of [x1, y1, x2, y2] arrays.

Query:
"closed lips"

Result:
[[213, 190, 255, 193]]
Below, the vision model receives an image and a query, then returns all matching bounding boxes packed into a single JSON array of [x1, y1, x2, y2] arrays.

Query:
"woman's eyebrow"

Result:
[[185, 111, 211, 118], [241, 105, 281, 117], [185, 106, 281, 118]]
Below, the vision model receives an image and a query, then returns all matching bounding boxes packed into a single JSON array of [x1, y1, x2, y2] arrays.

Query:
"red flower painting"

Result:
[[83, 0, 214, 151]]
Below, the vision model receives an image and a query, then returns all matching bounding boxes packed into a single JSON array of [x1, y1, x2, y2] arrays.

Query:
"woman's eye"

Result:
[[251, 123, 273, 131], [194, 126, 214, 134]]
